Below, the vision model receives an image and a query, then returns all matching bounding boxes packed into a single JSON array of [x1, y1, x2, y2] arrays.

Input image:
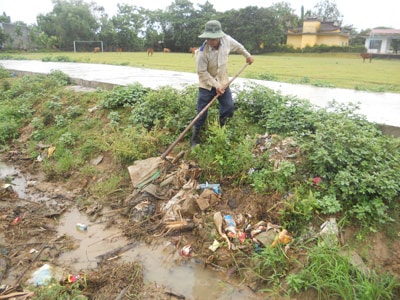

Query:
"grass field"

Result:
[[2, 51, 400, 93]]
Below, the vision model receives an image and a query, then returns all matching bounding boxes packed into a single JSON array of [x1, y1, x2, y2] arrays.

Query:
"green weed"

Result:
[[258, 72, 278, 81], [248, 244, 292, 292], [88, 174, 128, 203], [100, 125, 162, 164], [0, 66, 11, 79], [101, 83, 150, 109], [286, 244, 399, 299], [29, 278, 85, 299], [189, 123, 255, 182]]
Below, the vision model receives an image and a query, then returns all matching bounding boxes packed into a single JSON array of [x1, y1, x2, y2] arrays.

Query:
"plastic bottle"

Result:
[[224, 215, 237, 237], [76, 223, 87, 231]]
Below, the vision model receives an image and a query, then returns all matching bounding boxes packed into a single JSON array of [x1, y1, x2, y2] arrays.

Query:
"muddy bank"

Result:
[[0, 157, 265, 299], [2, 135, 400, 299]]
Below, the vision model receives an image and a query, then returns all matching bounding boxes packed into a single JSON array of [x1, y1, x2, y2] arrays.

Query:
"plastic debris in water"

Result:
[[29, 264, 52, 286], [76, 223, 88, 231], [179, 244, 192, 257]]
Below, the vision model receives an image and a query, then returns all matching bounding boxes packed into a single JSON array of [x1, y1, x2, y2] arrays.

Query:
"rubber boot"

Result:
[[219, 117, 228, 127], [191, 127, 201, 148]]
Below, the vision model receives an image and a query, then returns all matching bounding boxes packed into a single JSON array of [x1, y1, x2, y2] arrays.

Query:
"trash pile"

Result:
[[124, 151, 294, 268], [0, 132, 349, 299]]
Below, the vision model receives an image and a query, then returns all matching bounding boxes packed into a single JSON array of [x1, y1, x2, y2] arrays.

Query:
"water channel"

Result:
[[0, 161, 261, 299]]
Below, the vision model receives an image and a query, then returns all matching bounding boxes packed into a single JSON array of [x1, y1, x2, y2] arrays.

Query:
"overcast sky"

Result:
[[1, 0, 399, 31]]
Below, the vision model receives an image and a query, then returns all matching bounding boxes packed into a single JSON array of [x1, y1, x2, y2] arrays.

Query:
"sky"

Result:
[[1, 0, 399, 31]]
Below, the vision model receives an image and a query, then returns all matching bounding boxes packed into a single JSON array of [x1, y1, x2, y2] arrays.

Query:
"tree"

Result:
[[219, 3, 297, 53], [313, 0, 343, 24], [143, 9, 166, 50], [348, 28, 367, 46], [37, 0, 101, 50], [97, 15, 118, 51], [163, 0, 198, 52], [110, 4, 146, 51], [0, 12, 11, 23]]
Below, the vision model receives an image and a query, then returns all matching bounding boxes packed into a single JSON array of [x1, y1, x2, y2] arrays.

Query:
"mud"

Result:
[[1, 131, 400, 299], [0, 156, 266, 299]]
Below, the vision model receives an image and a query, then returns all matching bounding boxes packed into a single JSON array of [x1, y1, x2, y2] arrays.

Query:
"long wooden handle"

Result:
[[161, 63, 249, 160]]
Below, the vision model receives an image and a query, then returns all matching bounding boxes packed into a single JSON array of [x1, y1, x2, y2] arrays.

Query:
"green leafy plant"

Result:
[[0, 115, 19, 144], [41, 147, 80, 179], [107, 111, 121, 126], [58, 132, 76, 146], [55, 115, 68, 127], [316, 193, 342, 214], [29, 278, 85, 299], [235, 84, 316, 136], [301, 101, 400, 229], [129, 86, 196, 133], [101, 83, 150, 109], [250, 160, 297, 194], [66, 105, 83, 119], [47, 70, 71, 86]]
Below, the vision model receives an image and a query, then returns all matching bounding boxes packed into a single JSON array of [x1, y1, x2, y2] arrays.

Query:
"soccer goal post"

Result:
[[73, 40, 103, 53]]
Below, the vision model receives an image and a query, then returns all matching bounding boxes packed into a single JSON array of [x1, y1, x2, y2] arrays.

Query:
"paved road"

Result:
[[1, 60, 399, 133]]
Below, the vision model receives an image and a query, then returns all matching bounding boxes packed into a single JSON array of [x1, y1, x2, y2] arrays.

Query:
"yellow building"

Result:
[[287, 18, 350, 49]]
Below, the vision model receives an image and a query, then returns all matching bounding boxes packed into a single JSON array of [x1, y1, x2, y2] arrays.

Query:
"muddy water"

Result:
[[1, 161, 260, 299], [57, 208, 258, 299], [0, 162, 27, 198]]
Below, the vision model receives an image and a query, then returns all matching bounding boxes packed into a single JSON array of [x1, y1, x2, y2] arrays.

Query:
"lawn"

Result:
[[1, 51, 400, 93]]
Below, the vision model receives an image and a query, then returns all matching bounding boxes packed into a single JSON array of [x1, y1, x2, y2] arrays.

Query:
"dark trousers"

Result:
[[194, 87, 234, 129]]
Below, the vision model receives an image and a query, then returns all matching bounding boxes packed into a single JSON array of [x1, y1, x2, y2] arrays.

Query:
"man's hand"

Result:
[[216, 86, 225, 95], [246, 56, 254, 65]]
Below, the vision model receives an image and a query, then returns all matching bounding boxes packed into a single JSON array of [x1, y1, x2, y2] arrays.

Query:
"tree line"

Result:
[[0, 0, 371, 53]]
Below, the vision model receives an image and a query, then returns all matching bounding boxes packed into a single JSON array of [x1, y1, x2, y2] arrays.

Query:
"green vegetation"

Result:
[[286, 244, 399, 299], [30, 278, 86, 300], [0, 65, 399, 298]]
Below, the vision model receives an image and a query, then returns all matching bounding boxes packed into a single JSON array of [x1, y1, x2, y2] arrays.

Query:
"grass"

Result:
[[286, 244, 399, 299], [1, 65, 399, 299], [1, 51, 400, 93]]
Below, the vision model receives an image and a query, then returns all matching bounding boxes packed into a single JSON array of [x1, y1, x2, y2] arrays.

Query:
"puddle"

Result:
[[2, 159, 261, 299], [56, 207, 128, 271], [57, 208, 259, 299], [0, 161, 27, 198]]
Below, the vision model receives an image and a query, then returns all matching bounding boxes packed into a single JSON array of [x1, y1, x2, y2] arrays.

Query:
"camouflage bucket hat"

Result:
[[198, 20, 226, 39]]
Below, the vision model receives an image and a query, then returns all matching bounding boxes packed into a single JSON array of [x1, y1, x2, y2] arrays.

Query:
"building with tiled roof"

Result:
[[365, 29, 400, 54], [287, 17, 350, 49]]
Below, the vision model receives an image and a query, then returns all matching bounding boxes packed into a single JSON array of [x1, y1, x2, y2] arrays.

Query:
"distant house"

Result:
[[287, 18, 350, 49], [0, 23, 32, 50], [365, 29, 400, 54]]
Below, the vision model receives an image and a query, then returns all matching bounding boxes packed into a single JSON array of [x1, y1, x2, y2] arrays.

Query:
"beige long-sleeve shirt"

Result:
[[196, 35, 251, 91]]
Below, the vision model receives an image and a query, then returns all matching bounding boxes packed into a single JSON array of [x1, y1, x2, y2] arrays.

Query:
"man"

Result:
[[191, 20, 254, 148]]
